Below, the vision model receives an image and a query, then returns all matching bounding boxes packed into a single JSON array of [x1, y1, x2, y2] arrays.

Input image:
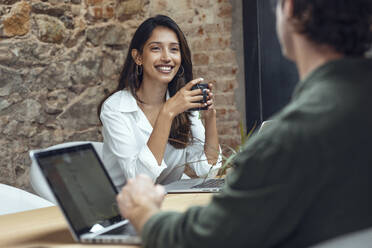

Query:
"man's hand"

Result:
[[116, 174, 166, 233]]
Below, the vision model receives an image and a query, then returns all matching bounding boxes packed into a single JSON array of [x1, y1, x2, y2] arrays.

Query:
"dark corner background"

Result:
[[242, 0, 299, 133]]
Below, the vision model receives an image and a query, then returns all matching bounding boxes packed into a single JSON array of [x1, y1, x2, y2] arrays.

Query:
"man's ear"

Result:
[[131, 49, 142, 65], [283, 0, 294, 19]]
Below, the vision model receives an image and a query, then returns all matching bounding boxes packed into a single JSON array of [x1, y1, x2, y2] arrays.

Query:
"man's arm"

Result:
[[116, 122, 322, 247], [116, 175, 165, 232]]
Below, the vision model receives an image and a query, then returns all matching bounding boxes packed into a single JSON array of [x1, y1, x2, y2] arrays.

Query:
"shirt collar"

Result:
[[117, 89, 171, 113], [293, 57, 372, 99], [117, 89, 171, 134], [117, 90, 140, 113]]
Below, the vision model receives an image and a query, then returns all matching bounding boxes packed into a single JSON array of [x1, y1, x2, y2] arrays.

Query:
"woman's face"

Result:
[[137, 26, 182, 85]]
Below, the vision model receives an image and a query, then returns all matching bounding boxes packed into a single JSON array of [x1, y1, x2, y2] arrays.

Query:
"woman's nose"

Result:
[[161, 49, 171, 62]]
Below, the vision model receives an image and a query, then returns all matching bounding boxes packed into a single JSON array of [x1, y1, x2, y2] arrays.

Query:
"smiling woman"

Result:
[[132, 26, 182, 87], [97, 15, 221, 189]]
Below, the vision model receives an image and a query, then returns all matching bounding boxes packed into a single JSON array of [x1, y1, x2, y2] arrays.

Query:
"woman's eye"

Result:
[[171, 47, 180, 52], [151, 47, 160, 51]]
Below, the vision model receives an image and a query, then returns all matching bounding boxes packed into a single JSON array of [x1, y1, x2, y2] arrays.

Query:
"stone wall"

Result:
[[0, 0, 241, 191]]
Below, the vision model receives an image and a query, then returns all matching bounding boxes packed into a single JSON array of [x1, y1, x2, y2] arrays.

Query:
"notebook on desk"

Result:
[[29, 143, 141, 245]]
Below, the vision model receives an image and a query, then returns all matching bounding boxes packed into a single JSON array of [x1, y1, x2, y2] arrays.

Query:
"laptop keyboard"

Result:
[[88, 235, 141, 244], [191, 178, 225, 189], [103, 223, 137, 236], [85, 223, 140, 244]]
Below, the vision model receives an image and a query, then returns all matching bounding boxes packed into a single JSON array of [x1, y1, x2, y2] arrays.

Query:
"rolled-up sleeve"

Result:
[[186, 112, 222, 177], [100, 103, 167, 181]]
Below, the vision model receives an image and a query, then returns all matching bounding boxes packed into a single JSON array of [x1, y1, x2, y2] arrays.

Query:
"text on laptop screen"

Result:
[[36, 146, 121, 234]]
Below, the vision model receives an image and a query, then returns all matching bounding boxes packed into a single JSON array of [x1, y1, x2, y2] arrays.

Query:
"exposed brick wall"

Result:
[[0, 0, 241, 191]]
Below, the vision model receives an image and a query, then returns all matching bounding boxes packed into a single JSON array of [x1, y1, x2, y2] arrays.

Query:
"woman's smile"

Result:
[[155, 65, 174, 74]]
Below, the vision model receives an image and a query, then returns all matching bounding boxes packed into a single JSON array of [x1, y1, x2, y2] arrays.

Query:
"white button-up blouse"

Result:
[[100, 90, 221, 189]]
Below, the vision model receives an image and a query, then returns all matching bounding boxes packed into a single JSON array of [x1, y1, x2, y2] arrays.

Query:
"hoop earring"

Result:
[[177, 65, 184, 78], [136, 64, 143, 77]]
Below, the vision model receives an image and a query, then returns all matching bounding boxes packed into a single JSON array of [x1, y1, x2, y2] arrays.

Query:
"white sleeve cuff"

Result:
[[207, 146, 223, 178], [137, 145, 167, 181], [193, 146, 223, 178]]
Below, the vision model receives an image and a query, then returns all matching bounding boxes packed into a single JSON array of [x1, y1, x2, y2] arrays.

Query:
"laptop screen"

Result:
[[34, 144, 122, 236]]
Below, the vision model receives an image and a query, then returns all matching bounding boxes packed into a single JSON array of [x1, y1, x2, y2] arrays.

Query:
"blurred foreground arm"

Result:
[[116, 174, 166, 232]]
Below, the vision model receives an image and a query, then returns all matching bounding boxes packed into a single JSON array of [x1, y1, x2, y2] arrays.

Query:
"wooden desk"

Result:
[[0, 193, 213, 248]]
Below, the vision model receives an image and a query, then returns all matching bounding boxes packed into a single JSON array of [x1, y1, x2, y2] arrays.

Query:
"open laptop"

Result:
[[29, 143, 141, 244], [164, 177, 225, 193], [165, 120, 275, 193], [164, 155, 225, 193], [258, 120, 274, 134]]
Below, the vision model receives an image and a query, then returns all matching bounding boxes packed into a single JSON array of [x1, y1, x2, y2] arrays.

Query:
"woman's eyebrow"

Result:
[[147, 41, 180, 46]]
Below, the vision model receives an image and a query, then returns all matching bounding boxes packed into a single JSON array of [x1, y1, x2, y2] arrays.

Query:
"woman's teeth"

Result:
[[156, 66, 172, 73]]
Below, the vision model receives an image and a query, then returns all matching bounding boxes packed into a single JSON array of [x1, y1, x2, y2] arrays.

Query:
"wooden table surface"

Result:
[[0, 193, 213, 248]]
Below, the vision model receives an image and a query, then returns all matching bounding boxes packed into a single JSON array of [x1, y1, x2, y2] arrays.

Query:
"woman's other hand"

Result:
[[201, 82, 217, 121]]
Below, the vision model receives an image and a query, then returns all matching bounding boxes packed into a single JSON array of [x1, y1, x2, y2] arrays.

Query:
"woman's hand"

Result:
[[201, 82, 217, 121], [199, 82, 219, 166], [161, 78, 208, 119]]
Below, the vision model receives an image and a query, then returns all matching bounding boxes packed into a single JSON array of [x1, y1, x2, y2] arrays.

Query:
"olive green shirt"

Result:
[[142, 58, 372, 248]]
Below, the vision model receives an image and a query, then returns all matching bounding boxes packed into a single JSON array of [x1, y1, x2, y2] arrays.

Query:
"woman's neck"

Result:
[[137, 79, 168, 106]]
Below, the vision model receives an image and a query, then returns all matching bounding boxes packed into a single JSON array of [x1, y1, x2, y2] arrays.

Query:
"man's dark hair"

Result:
[[291, 0, 372, 56]]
